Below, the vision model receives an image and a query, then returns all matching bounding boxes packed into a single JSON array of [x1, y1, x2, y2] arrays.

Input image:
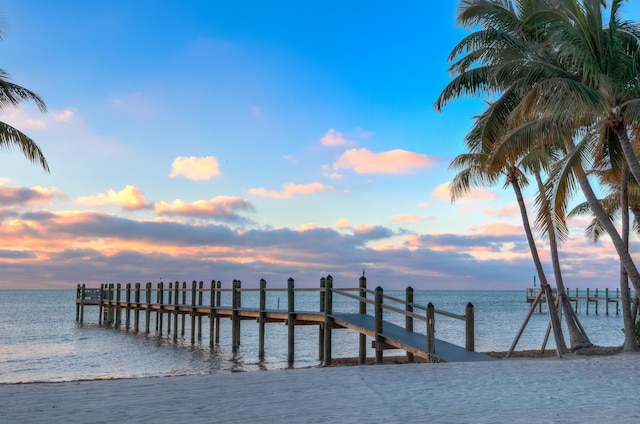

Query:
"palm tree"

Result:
[[437, 0, 640, 297], [0, 24, 49, 172]]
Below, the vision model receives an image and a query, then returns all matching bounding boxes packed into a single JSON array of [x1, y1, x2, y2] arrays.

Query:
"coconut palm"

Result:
[[0, 25, 48, 172], [437, 0, 640, 297]]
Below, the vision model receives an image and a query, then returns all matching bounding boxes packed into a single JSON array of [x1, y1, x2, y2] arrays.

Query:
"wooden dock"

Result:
[[76, 276, 495, 365], [525, 287, 629, 315]]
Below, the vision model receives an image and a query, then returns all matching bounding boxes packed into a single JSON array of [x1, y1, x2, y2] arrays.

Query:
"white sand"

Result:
[[1, 353, 639, 423]]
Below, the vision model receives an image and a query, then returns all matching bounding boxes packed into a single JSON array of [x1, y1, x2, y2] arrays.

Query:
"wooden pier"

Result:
[[525, 287, 629, 315], [76, 275, 495, 365]]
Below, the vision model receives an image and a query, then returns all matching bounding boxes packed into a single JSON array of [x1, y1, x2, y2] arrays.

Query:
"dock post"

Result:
[[358, 274, 367, 365], [259, 278, 267, 360], [215, 281, 221, 343], [465, 302, 475, 351], [167, 282, 172, 335], [406, 287, 414, 362], [198, 281, 204, 340], [209, 280, 216, 348], [586, 288, 590, 315], [109, 284, 116, 324], [98, 284, 104, 325], [173, 282, 179, 341], [157, 282, 163, 333], [426, 303, 435, 356], [595, 288, 599, 315], [115, 283, 122, 328], [318, 277, 325, 362], [190, 281, 197, 345], [606, 288, 610, 316], [323, 275, 333, 366], [232, 280, 239, 352], [181, 282, 187, 336], [125, 283, 131, 330], [145, 282, 152, 334], [76, 284, 81, 322], [79, 284, 85, 324], [288, 278, 295, 366], [134, 283, 140, 332], [374, 286, 384, 364], [575, 288, 579, 312]]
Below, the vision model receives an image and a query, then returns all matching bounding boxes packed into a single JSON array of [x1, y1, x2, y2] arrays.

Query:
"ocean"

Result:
[[0, 289, 629, 384]]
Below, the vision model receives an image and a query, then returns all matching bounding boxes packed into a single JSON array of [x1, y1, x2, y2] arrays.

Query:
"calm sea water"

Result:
[[0, 289, 628, 384]]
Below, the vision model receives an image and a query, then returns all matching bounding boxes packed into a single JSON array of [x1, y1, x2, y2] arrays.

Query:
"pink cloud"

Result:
[[335, 218, 351, 229], [392, 214, 421, 223], [169, 156, 221, 181], [333, 148, 434, 174], [155, 196, 254, 220], [248, 182, 333, 199], [77, 185, 152, 210], [320, 129, 352, 147], [0, 184, 60, 206]]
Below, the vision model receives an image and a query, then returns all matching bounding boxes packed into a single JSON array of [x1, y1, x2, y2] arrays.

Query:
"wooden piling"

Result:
[[427, 302, 435, 355], [209, 280, 216, 349], [76, 284, 81, 322], [215, 281, 222, 343], [167, 282, 172, 335], [232, 280, 240, 352], [173, 282, 179, 341], [190, 281, 197, 345], [323, 275, 333, 366], [358, 274, 367, 365], [374, 286, 383, 364], [125, 283, 131, 330], [197, 281, 204, 340], [99, 284, 104, 326], [145, 282, 152, 334], [259, 279, 267, 360], [181, 282, 187, 336], [318, 277, 325, 362], [115, 283, 122, 327], [134, 283, 140, 332], [288, 278, 295, 366], [465, 302, 474, 352], [405, 287, 414, 362], [157, 282, 163, 333]]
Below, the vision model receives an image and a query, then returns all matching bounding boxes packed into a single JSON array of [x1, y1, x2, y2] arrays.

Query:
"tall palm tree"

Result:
[[0, 24, 49, 172], [437, 0, 640, 297]]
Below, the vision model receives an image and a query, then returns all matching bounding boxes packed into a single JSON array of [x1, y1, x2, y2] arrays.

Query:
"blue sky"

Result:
[[0, 1, 637, 289]]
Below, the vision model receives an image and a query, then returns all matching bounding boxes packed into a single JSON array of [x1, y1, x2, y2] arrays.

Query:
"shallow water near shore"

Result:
[[0, 289, 629, 384]]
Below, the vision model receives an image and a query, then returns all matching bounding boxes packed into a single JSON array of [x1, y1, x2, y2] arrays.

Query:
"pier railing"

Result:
[[525, 287, 634, 315], [75, 275, 480, 365]]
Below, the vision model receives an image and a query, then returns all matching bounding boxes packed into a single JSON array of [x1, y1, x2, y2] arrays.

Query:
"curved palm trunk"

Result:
[[510, 175, 566, 354], [619, 170, 638, 351], [615, 124, 640, 188], [566, 140, 640, 293], [534, 171, 591, 349]]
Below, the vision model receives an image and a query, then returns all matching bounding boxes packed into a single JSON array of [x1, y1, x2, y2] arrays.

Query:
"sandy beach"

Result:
[[1, 352, 639, 423]]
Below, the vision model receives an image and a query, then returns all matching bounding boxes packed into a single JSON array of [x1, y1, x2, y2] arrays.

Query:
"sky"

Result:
[[1, 0, 639, 290]]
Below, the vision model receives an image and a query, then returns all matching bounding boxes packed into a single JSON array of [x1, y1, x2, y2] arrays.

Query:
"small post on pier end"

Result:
[[323, 275, 333, 366], [465, 302, 475, 352], [99, 284, 104, 326], [287, 277, 295, 366], [426, 302, 435, 357], [259, 278, 267, 360], [358, 273, 367, 365], [167, 282, 172, 335], [181, 282, 187, 336], [173, 282, 179, 341], [606, 288, 609, 316], [374, 286, 384, 364], [76, 284, 81, 322], [79, 284, 85, 324], [157, 282, 163, 333], [405, 287, 414, 362], [115, 283, 122, 328], [232, 280, 239, 352]]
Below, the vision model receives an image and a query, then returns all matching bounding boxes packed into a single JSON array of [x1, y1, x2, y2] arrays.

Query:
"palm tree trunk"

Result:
[[510, 177, 566, 354], [620, 170, 638, 351], [615, 123, 640, 188], [565, 140, 640, 293], [534, 171, 591, 349]]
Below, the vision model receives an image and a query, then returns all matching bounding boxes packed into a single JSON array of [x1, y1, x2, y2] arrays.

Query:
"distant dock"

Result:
[[525, 287, 630, 315], [76, 276, 495, 365]]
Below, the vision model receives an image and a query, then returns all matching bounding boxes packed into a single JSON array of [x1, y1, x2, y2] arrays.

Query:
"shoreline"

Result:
[[2, 352, 639, 423]]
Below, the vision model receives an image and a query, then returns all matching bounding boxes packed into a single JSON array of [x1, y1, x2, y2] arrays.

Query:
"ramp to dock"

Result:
[[331, 313, 495, 363]]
